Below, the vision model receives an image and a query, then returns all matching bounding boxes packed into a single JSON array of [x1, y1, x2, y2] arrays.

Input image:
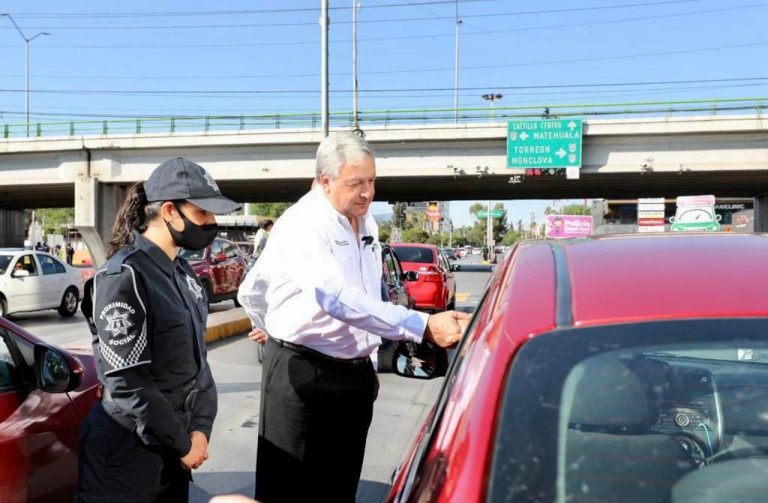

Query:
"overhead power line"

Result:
[[0, 0, 701, 30], [6, 2, 763, 50], [4, 0, 489, 19], [1, 76, 767, 96]]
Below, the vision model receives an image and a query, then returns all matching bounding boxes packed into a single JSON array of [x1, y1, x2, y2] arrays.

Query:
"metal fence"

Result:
[[1, 97, 765, 139]]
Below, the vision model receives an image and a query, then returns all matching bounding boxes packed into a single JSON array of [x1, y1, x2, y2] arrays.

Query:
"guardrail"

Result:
[[1, 97, 765, 139]]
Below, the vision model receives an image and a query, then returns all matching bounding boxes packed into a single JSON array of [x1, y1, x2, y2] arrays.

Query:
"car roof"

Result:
[[391, 243, 438, 250], [492, 233, 768, 346]]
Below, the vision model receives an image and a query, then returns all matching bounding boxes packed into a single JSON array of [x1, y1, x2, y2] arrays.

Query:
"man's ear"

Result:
[[320, 174, 332, 193]]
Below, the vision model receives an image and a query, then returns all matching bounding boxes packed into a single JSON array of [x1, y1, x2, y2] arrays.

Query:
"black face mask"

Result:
[[166, 203, 218, 251]]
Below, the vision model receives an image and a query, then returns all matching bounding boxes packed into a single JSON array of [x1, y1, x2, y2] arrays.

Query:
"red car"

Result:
[[389, 233, 768, 503], [179, 237, 247, 306], [391, 244, 457, 312], [0, 317, 100, 502]]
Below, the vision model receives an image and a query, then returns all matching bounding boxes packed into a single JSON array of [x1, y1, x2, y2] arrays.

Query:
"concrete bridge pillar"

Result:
[[0, 209, 25, 247], [754, 195, 768, 233], [74, 158, 127, 268]]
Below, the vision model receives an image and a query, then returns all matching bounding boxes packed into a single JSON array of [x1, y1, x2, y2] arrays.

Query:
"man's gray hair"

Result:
[[315, 132, 375, 181]]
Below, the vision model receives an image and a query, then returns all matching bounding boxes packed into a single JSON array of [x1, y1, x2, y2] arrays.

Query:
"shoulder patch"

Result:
[[94, 265, 151, 374]]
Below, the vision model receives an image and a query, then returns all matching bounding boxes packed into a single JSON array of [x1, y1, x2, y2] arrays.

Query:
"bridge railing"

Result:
[[1, 97, 765, 139]]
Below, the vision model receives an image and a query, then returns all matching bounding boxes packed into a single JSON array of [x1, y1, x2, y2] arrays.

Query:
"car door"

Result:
[[209, 239, 226, 296], [36, 254, 68, 308], [438, 251, 456, 303], [8, 254, 47, 312], [0, 326, 80, 502], [382, 248, 408, 306]]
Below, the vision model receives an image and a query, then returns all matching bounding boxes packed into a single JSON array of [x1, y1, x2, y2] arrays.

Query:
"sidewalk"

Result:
[[205, 307, 251, 343]]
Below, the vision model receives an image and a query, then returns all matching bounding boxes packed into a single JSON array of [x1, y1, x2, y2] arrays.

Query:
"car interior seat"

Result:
[[563, 357, 695, 503]]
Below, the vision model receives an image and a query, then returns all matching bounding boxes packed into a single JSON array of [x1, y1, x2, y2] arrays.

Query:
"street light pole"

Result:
[[1, 13, 49, 137], [320, 0, 330, 137], [481, 93, 503, 121], [453, 0, 462, 123]]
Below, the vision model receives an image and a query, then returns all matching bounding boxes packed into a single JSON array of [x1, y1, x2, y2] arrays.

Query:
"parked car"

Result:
[[178, 238, 246, 306], [391, 244, 456, 312], [377, 245, 418, 372], [441, 248, 457, 261], [0, 316, 101, 501], [0, 249, 84, 318], [388, 233, 768, 503]]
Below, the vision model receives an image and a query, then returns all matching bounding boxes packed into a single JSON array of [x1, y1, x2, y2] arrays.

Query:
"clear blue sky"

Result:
[[1, 0, 765, 226]]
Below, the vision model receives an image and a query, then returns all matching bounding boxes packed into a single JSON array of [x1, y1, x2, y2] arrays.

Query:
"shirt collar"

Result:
[[132, 231, 176, 275]]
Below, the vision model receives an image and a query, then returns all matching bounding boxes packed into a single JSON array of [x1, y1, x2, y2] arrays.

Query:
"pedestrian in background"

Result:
[[251, 219, 273, 258], [75, 157, 240, 502], [238, 132, 469, 503], [66, 242, 75, 265]]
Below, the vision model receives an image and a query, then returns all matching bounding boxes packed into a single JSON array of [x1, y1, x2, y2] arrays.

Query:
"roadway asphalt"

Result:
[[7, 253, 493, 503]]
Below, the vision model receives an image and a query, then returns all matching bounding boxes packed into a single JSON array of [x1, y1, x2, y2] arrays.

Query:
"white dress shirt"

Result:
[[238, 187, 428, 359]]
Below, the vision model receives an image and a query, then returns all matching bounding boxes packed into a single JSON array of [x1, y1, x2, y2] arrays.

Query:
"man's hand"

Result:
[[423, 311, 471, 348], [180, 431, 209, 470], [248, 327, 268, 345]]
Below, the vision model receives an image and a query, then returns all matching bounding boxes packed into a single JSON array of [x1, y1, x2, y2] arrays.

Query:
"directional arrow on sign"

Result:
[[519, 132, 529, 141], [556, 148, 566, 158], [568, 121, 577, 131]]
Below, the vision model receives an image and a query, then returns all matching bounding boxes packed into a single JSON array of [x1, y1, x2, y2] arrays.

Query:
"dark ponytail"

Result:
[[107, 182, 162, 258]]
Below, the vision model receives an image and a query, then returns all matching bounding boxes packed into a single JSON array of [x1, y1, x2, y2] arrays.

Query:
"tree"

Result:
[[560, 203, 591, 216], [392, 202, 407, 229], [249, 202, 293, 219], [33, 208, 75, 235], [378, 222, 392, 243], [501, 230, 522, 246], [402, 227, 429, 243]]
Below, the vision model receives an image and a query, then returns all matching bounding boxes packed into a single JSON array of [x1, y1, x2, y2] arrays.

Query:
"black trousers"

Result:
[[255, 337, 376, 503], [74, 402, 190, 503]]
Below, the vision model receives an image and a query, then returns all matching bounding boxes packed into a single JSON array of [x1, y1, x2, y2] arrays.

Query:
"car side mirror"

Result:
[[35, 345, 84, 393], [401, 271, 419, 282], [392, 341, 448, 380], [12, 269, 30, 278]]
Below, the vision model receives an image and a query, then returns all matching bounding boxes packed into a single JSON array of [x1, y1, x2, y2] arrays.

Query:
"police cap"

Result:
[[144, 157, 241, 215]]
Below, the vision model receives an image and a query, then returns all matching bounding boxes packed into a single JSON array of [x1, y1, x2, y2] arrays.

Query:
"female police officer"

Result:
[[75, 157, 240, 502]]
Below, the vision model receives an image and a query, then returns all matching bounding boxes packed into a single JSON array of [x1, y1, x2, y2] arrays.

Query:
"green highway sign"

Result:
[[477, 210, 504, 218], [507, 118, 583, 169]]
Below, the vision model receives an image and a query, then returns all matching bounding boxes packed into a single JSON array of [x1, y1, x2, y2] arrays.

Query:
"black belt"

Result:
[[271, 337, 371, 367]]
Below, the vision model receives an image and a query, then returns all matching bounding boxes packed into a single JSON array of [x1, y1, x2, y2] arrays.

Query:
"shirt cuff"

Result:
[[401, 310, 429, 343]]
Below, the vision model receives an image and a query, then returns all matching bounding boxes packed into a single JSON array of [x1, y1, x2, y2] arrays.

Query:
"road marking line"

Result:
[[456, 293, 471, 302]]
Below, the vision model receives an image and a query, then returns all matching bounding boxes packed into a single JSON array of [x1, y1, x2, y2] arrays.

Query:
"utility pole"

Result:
[[486, 200, 493, 257], [352, 0, 360, 130], [320, 0, 330, 137], [453, 0, 462, 123]]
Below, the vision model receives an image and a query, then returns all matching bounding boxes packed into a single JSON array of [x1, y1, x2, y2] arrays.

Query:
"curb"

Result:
[[204, 316, 252, 344]]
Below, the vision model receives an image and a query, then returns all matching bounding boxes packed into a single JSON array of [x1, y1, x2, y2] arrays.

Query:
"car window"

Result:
[[0, 255, 12, 275], [392, 246, 434, 264], [0, 330, 20, 390], [223, 243, 237, 258], [382, 250, 399, 284], [488, 319, 768, 503], [14, 254, 38, 276], [179, 248, 206, 261], [210, 239, 224, 258], [38, 254, 65, 275]]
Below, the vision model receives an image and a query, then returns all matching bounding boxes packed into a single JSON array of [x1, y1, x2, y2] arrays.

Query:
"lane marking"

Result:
[[456, 292, 471, 302]]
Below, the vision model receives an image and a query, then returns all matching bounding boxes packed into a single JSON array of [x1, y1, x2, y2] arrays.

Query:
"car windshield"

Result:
[[489, 319, 768, 503], [179, 248, 206, 261], [0, 255, 12, 275], [392, 246, 433, 264]]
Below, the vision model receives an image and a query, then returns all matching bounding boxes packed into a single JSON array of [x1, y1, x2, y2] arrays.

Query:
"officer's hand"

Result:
[[248, 328, 268, 346], [210, 496, 260, 503], [181, 431, 209, 470], [424, 311, 471, 348]]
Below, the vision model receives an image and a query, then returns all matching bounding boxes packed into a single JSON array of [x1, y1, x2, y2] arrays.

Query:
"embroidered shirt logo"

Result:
[[202, 171, 220, 192], [334, 240, 350, 246], [186, 275, 204, 301], [105, 308, 133, 342]]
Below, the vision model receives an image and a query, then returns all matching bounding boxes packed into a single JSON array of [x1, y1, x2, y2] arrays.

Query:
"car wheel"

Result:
[[0, 296, 6, 318], [233, 296, 241, 308], [256, 343, 264, 364], [58, 287, 79, 317], [201, 279, 213, 307]]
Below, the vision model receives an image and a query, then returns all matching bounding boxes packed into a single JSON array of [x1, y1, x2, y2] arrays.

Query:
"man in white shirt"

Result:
[[238, 132, 469, 503], [251, 219, 273, 258]]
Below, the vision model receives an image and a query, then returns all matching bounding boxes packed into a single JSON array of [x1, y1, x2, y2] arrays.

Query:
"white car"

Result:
[[0, 249, 84, 318]]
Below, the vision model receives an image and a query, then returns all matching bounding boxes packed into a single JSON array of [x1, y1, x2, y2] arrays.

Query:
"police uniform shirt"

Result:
[[91, 232, 216, 457], [238, 187, 429, 359]]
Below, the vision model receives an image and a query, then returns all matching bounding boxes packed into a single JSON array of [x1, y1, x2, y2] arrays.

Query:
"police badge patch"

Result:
[[186, 275, 204, 301]]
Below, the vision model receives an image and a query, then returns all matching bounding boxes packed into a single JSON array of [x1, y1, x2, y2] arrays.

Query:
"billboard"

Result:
[[545, 215, 593, 239]]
